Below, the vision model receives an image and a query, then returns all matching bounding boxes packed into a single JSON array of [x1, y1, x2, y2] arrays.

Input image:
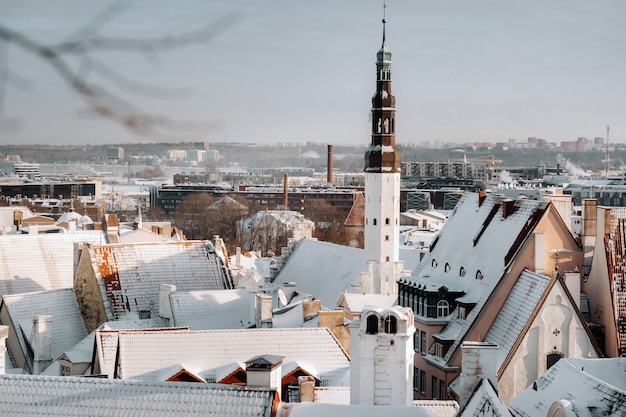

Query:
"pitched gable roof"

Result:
[[405, 193, 551, 364], [483, 269, 551, 367], [344, 192, 365, 227], [0, 232, 107, 296], [0, 374, 278, 417], [457, 379, 510, 417], [1, 288, 87, 370], [168, 289, 253, 330], [272, 239, 364, 308], [90, 241, 231, 321], [114, 328, 350, 386]]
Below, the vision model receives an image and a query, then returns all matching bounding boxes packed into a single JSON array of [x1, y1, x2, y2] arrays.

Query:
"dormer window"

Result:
[[444, 263, 451, 272], [459, 267, 466, 277], [437, 300, 449, 317], [476, 270, 483, 280], [431, 259, 437, 268]]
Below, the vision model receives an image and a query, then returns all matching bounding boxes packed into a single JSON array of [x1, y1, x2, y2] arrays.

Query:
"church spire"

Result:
[[365, 14, 401, 173]]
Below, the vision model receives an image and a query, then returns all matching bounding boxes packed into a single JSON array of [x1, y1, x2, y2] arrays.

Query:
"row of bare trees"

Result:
[[169, 193, 356, 255]]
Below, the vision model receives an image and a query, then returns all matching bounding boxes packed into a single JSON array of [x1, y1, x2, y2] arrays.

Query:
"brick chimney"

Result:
[[502, 199, 515, 219]]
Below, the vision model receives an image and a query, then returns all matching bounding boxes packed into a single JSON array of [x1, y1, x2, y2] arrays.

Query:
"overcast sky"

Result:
[[0, 0, 624, 147]]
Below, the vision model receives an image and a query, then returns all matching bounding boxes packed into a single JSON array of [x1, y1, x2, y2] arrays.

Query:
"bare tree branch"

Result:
[[0, 7, 241, 138]]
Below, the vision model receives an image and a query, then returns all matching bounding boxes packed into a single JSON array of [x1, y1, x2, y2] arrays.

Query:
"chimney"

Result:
[[478, 190, 487, 207], [581, 199, 597, 276], [236, 247, 242, 268], [283, 173, 289, 210], [246, 354, 284, 399], [502, 199, 514, 219], [32, 315, 53, 375], [327, 144, 334, 185], [255, 293, 273, 328], [298, 375, 316, 402], [459, 342, 499, 409], [159, 284, 176, 321], [0, 325, 9, 375]]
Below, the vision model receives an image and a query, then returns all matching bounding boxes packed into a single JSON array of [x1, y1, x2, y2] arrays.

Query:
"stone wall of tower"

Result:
[[364, 172, 401, 295], [350, 306, 415, 406]]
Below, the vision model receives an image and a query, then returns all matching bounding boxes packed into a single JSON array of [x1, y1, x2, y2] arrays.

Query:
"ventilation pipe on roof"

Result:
[[32, 315, 53, 375], [235, 247, 242, 268], [459, 341, 499, 410], [502, 199, 515, 219], [0, 325, 9, 375]]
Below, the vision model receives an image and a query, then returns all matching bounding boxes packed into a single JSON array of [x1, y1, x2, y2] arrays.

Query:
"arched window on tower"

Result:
[[366, 315, 379, 334], [384, 315, 397, 334]]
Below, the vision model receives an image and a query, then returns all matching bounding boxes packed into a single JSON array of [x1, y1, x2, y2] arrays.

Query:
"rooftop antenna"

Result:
[[605, 125, 610, 177]]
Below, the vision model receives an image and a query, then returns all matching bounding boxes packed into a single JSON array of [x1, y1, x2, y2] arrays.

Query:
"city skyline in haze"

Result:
[[0, 0, 624, 146]]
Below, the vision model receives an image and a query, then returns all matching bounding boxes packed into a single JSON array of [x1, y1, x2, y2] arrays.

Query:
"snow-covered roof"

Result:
[[242, 210, 314, 229], [0, 206, 34, 229], [508, 358, 626, 417], [0, 232, 107, 296], [90, 241, 230, 321], [114, 328, 350, 387], [406, 193, 550, 364], [1, 289, 87, 367], [284, 403, 438, 417], [457, 379, 509, 417], [483, 269, 551, 367], [169, 289, 253, 330], [339, 293, 397, 313], [60, 318, 165, 366], [0, 374, 277, 417], [272, 239, 364, 308]]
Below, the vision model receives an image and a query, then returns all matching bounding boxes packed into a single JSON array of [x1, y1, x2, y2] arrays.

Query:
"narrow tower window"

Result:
[[384, 315, 397, 334], [366, 315, 379, 334]]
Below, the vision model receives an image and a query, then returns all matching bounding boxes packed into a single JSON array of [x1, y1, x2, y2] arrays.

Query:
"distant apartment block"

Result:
[[106, 147, 124, 160], [401, 161, 491, 182]]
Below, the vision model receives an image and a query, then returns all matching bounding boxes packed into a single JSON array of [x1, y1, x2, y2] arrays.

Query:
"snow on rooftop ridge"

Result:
[[115, 327, 350, 387], [508, 357, 626, 417], [0, 373, 277, 416]]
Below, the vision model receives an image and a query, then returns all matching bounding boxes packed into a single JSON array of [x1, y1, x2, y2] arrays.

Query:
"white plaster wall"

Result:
[[498, 282, 598, 403], [364, 172, 400, 295]]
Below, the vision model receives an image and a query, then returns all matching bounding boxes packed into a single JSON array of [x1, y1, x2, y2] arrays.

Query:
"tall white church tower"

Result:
[[361, 16, 404, 296]]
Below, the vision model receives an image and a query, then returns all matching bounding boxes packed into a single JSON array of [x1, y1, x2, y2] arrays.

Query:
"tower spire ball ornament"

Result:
[[364, 8, 401, 173]]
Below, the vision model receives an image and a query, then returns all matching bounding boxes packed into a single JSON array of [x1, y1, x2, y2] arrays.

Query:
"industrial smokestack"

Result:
[[283, 173, 289, 210], [327, 144, 334, 185]]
